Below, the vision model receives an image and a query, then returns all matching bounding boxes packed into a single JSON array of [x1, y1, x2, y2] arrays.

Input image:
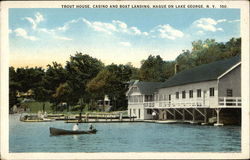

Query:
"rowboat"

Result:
[[20, 114, 53, 122], [49, 127, 97, 136]]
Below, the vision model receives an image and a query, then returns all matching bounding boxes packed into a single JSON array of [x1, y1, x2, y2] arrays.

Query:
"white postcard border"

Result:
[[1, 1, 249, 159]]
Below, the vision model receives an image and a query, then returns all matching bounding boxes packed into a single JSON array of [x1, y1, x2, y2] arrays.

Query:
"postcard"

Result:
[[1, 0, 249, 159]]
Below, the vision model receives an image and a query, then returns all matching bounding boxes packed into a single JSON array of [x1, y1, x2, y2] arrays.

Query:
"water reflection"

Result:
[[73, 135, 78, 140], [9, 114, 241, 152]]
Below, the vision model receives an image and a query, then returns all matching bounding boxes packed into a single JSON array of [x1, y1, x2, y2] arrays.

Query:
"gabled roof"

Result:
[[135, 81, 163, 95], [161, 56, 241, 88]]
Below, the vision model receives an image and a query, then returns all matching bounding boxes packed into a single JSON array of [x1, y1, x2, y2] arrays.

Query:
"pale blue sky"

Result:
[[9, 8, 240, 68]]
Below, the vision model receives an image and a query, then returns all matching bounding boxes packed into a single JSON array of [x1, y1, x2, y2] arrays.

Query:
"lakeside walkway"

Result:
[[143, 119, 204, 124]]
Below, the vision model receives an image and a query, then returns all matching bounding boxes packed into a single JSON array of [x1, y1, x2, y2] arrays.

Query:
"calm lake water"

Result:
[[9, 114, 241, 152]]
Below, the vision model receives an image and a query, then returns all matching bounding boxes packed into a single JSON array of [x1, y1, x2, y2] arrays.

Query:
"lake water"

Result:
[[9, 114, 241, 152]]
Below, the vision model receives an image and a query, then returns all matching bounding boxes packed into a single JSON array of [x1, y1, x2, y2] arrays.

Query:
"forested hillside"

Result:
[[9, 37, 241, 111]]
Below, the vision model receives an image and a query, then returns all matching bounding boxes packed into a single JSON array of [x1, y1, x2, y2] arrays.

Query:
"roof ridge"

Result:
[[161, 56, 240, 88]]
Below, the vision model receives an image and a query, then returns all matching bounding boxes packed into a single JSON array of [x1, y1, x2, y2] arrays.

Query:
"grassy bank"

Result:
[[20, 101, 127, 114], [21, 101, 53, 113]]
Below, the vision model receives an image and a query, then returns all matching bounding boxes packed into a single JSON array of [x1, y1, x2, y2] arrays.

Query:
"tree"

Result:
[[44, 62, 68, 104], [52, 82, 73, 112], [15, 67, 45, 92], [139, 55, 167, 82], [87, 64, 133, 111], [164, 61, 175, 78], [86, 69, 114, 111], [125, 62, 140, 80], [175, 38, 241, 72], [9, 67, 21, 109], [65, 52, 104, 110], [33, 86, 50, 112]]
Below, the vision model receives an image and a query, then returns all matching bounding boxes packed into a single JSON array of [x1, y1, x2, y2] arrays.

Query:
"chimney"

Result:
[[175, 64, 179, 74]]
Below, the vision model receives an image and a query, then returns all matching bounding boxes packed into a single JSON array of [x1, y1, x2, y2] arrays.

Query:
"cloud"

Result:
[[193, 18, 225, 32], [152, 24, 184, 40], [19, 14, 185, 42], [228, 19, 240, 23], [81, 18, 183, 40], [119, 41, 131, 47], [143, 32, 149, 36], [217, 19, 227, 23], [83, 18, 117, 35], [197, 30, 204, 35], [130, 27, 142, 35], [113, 20, 127, 29], [24, 12, 44, 30], [57, 19, 79, 31], [53, 35, 73, 41], [14, 28, 38, 41], [83, 18, 147, 36], [20, 12, 73, 41]]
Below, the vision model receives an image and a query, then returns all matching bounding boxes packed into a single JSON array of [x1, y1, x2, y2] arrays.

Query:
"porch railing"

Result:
[[218, 97, 241, 107], [143, 99, 205, 108], [129, 97, 241, 108]]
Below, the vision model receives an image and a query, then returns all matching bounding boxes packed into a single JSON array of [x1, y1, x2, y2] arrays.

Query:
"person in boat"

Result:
[[152, 111, 156, 120], [89, 123, 94, 130], [73, 123, 79, 131]]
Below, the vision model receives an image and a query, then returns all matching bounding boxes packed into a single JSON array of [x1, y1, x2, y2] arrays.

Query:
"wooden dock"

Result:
[[143, 120, 205, 125], [46, 112, 139, 123]]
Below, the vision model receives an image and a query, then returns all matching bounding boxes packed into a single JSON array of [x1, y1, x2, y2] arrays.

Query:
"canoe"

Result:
[[49, 127, 97, 136]]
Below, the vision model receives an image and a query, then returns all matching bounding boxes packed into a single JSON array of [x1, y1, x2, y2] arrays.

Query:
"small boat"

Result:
[[49, 127, 97, 136], [20, 114, 53, 122]]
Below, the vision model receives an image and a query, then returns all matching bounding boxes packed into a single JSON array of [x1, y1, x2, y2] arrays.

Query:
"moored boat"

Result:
[[20, 114, 53, 122], [49, 127, 97, 136]]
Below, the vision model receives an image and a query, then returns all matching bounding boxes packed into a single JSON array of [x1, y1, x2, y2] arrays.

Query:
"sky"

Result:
[[9, 8, 240, 68]]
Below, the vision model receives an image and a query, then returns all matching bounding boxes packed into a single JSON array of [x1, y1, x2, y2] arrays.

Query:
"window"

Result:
[[133, 109, 136, 115], [189, 90, 193, 98], [197, 89, 202, 97], [164, 94, 167, 100], [210, 88, 215, 97], [147, 109, 152, 114], [131, 87, 138, 92], [160, 94, 164, 101], [182, 91, 186, 99], [168, 94, 171, 101], [176, 92, 179, 99], [227, 89, 233, 97]]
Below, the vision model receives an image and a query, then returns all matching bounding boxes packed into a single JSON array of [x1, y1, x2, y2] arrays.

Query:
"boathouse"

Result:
[[126, 81, 163, 119], [127, 56, 241, 125]]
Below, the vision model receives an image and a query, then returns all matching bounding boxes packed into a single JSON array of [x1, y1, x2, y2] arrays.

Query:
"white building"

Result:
[[127, 56, 241, 125]]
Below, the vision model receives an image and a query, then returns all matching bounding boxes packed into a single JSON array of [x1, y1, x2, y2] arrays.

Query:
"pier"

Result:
[[45, 112, 139, 123]]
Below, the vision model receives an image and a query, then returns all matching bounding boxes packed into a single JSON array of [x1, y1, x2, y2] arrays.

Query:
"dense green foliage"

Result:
[[9, 37, 241, 112]]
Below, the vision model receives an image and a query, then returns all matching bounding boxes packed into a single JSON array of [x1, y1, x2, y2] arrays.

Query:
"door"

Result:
[[203, 90, 208, 106]]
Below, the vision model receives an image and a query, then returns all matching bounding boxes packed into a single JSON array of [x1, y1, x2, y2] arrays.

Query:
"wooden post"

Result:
[[192, 108, 195, 122], [214, 108, 223, 126], [182, 109, 185, 121], [224, 97, 226, 106], [204, 108, 207, 123], [216, 109, 219, 124], [173, 109, 176, 120], [165, 109, 168, 120]]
